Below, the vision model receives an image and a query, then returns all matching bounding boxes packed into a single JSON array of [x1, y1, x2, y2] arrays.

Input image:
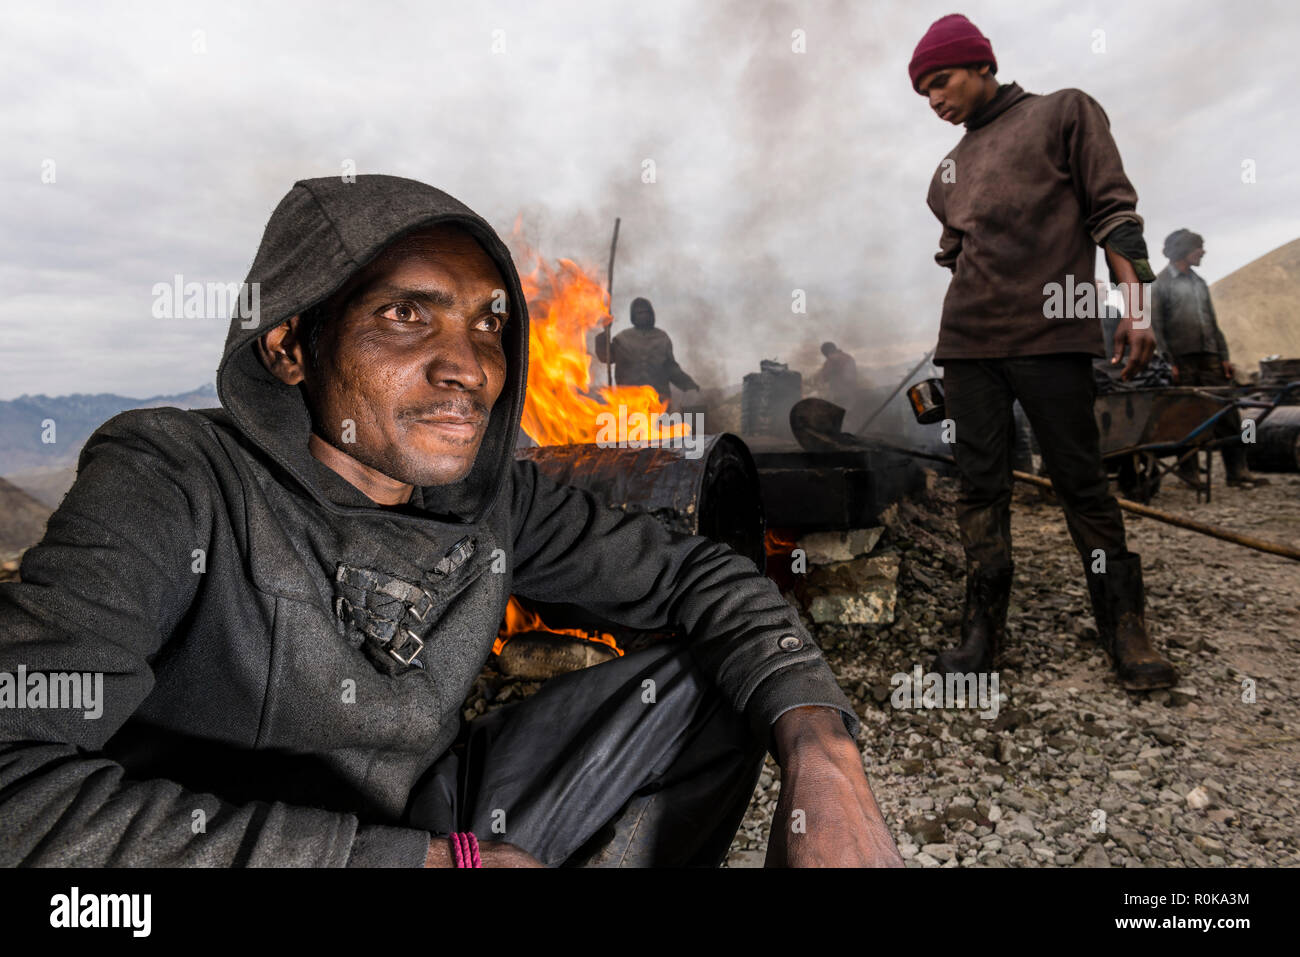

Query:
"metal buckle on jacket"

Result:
[[387, 629, 425, 666]]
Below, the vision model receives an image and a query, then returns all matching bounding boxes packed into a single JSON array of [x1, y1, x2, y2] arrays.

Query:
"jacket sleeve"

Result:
[[663, 341, 700, 392], [1207, 288, 1230, 359], [0, 414, 429, 867], [1062, 90, 1144, 244], [593, 328, 613, 364], [507, 458, 858, 750], [926, 169, 961, 272]]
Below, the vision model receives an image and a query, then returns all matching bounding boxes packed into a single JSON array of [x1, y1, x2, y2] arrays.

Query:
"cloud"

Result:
[[1, 0, 1297, 398]]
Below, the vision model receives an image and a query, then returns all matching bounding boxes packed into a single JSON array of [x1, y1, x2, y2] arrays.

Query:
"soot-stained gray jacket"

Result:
[[0, 175, 856, 867]]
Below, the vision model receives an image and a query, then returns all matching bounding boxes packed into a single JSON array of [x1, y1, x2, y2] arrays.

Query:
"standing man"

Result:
[[911, 14, 1177, 690], [1152, 229, 1266, 487], [594, 296, 700, 404]]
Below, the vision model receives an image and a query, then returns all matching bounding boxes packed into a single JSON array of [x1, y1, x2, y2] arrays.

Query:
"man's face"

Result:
[[296, 225, 510, 488], [918, 65, 992, 125], [1188, 247, 1205, 266], [630, 303, 653, 328]]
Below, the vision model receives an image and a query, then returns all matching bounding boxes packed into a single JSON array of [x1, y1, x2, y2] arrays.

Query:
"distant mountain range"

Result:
[[0, 384, 218, 475]]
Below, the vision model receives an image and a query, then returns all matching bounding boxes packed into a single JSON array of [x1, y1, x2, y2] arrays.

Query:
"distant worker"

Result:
[[814, 342, 860, 410], [594, 296, 700, 402], [1152, 229, 1267, 488]]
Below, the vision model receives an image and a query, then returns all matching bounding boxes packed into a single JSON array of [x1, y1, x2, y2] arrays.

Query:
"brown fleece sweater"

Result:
[[926, 82, 1144, 361]]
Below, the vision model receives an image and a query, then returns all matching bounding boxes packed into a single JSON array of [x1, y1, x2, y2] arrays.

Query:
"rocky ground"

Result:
[[725, 462, 1300, 868]]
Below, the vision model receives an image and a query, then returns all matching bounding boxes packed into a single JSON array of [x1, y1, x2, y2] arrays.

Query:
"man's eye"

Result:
[[380, 303, 420, 323], [476, 314, 507, 333]]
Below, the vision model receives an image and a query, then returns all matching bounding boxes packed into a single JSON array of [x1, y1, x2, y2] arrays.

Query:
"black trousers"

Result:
[[404, 641, 767, 867], [942, 354, 1128, 572]]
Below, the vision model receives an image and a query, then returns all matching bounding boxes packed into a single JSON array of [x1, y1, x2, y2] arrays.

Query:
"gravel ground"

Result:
[[725, 462, 1300, 867]]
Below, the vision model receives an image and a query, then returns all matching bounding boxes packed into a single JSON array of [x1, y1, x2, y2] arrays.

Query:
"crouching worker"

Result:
[[0, 175, 901, 868]]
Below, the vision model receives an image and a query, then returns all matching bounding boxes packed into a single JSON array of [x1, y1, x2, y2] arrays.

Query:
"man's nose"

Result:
[[426, 323, 487, 391]]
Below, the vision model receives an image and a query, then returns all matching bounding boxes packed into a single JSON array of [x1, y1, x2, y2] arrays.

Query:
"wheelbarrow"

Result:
[[1096, 382, 1298, 503]]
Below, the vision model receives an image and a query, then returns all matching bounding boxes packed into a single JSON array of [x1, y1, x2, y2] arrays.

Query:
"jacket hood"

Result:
[[629, 296, 655, 329], [216, 174, 529, 525]]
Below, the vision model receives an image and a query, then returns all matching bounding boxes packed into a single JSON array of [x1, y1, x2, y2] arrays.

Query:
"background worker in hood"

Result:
[[0, 175, 902, 868], [912, 15, 1178, 691], [594, 296, 701, 403]]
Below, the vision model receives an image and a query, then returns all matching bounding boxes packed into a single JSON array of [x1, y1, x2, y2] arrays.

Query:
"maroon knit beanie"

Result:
[[909, 14, 997, 93]]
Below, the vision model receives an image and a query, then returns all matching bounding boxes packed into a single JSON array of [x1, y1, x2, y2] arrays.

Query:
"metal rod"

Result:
[[1010, 468, 1300, 560], [605, 217, 621, 389], [863, 439, 1300, 562]]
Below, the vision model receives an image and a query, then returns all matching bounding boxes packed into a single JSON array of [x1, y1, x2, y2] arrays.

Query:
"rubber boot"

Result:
[[1176, 454, 1206, 492], [1085, 553, 1178, 691], [933, 563, 1013, 675], [1224, 443, 1269, 487]]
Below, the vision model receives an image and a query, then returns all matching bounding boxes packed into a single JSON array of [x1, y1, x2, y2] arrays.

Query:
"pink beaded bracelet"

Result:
[[449, 831, 481, 868]]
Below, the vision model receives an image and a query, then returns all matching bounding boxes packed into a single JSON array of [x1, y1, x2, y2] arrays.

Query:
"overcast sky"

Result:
[[2, 0, 1296, 399]]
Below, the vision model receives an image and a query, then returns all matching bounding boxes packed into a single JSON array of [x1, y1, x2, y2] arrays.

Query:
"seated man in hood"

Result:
[[0, 175, 901, 868]]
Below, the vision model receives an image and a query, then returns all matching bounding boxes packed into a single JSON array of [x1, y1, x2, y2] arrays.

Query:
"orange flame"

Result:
[[499, 231, 692, 659], [765, 528, 798, 556], [493, 596, 623, 657], [515, 240, 690, 447]]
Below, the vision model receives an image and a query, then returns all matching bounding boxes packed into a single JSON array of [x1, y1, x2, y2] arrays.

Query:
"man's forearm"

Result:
[[0, 740, 428, 866], [767, 707, 905, 867], [772, 705, 856, 767], [1104, 247, 1146, 320]]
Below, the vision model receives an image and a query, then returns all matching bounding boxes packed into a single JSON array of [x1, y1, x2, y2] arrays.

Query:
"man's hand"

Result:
[[1171, 364, 1181, 384], [765, 706, 904, 868], [425, 837, 544, 868], [1222, 360, 1235, 380], [1104, 246, 1156, 381], [1112, 315, 1156, 381]]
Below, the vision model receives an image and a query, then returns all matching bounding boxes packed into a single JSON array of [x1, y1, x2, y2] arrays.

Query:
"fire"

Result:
[[515, 242, 690, 447], [493, 596, 623, 657], [765, 528, 798, 556], [500, 232, 693, 658]]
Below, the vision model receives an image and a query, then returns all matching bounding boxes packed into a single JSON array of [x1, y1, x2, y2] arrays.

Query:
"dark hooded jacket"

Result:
[[593, 300, 700, 400], [0, 175, 855, 867]]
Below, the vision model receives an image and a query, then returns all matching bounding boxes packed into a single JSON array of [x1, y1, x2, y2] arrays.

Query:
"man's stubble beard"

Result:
[[319, 422, 482, 489]]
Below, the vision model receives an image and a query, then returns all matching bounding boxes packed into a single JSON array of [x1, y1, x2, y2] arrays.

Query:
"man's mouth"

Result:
[[412, 414, 485, 440], [938, 107, 956, 122]]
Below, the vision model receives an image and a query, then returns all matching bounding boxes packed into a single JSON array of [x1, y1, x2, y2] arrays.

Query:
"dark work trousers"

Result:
[[1172, 352, 1247, 478], [404, 641, 768, 867], [942, 354, 1128, 572], [1010, 400, 1037, 474]]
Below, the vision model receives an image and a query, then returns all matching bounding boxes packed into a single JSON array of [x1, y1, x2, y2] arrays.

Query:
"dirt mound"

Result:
[[1210, 237, 1300, 371], [0, 476, 51, 558]]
